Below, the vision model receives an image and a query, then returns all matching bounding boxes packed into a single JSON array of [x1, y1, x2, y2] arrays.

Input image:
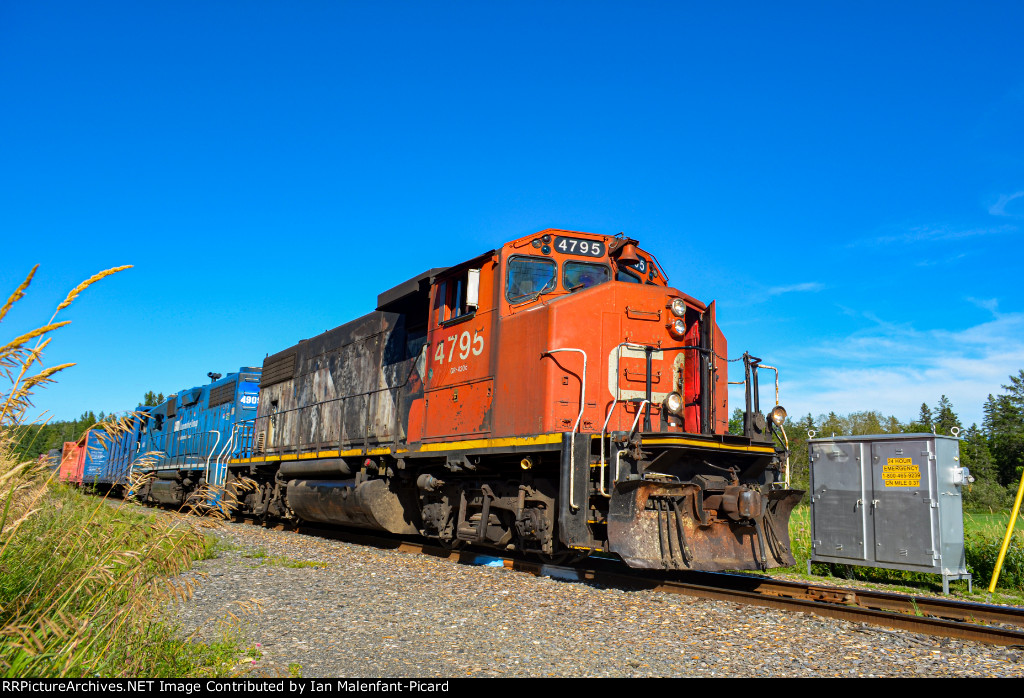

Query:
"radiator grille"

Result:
[[260, 353, 296, 387], [208, 381, 236, 408]]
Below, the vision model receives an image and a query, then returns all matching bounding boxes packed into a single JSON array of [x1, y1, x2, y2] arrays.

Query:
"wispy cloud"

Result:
[[989, 191, 1024, 217], [761, 309, 1024, 427], [914, 252, 968, 267], [765, 282, 824, 296], [859, 223, 1016, 246], [966, 297, 1000, 315]]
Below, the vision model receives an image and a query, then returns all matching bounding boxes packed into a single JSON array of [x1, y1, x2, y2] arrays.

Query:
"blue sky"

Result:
[[2, 1, 1022, 429]]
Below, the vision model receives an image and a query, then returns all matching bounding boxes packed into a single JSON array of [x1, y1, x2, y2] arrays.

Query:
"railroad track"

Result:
[[239, 515, 1024, 648]]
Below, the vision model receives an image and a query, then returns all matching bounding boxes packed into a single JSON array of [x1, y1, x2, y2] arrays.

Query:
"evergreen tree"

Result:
[[818, 411, 844, 437], [984, 389, 1024, 487], [905, 402, 935, 433], [142, 391, 166, 407], [934, 395, 961, 435], [919, 402, 934, 428], [960, 423, 1009, 511]]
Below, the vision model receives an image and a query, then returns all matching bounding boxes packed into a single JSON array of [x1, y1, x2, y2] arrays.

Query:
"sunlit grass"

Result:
[[778, 503, 1024, 601], [0, 266, 258, 677]]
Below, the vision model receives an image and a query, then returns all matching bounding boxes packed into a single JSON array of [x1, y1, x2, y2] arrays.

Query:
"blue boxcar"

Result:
[[80, 429, 110, 483], [134, 368, 261, 500], [98, 408, 152, 487]]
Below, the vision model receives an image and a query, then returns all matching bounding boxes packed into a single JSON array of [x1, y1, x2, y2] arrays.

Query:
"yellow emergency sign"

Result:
[[882, 457, 920, 487]]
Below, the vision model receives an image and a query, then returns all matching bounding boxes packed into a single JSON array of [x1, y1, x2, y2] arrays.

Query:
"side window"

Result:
[[616, 269, 641, 283], [435, 270, 479, 324], [433, 280, 447, 324], [450, 278, 466, 320], [506, 256, 556, 302], [563, 261, 610, 291]]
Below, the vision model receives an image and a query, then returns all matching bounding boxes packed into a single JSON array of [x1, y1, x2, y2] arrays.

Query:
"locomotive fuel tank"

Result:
[[286, 478, 419, 534]]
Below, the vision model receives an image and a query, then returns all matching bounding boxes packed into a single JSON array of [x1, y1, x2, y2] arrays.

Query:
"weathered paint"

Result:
[[608, 480, 802, 572], [256, 312, 425, 455]]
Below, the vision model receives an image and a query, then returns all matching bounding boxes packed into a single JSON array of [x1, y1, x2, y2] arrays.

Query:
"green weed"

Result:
[[0, 266, 253, 677], [781, 503, 1024, 599], [242, 550, 329, 569]]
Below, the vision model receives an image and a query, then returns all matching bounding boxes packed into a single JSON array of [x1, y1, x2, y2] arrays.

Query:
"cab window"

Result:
[[434, 267, 482, 325], [506, 256, 556, 302], [563, 261, 610, 291], [616, 269, 642, 283], [435, 277, 467, 324]]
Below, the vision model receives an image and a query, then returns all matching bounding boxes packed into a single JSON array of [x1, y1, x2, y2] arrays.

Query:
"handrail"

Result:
[[233, 358, 425, 459], [543, 347, 587, 512], [613, 400, 650, 485], [215, 424, 239, 478], [599, 342, 658, 497], [203, 430, 222, 484], [140, 429, 224, 470]]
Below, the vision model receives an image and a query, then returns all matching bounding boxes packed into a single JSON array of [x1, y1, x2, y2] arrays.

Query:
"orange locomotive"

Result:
[[228, 229, 801, 571]]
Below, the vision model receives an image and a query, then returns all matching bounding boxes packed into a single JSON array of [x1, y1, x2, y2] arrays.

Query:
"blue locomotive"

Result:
[[97, 368, 261, 505]]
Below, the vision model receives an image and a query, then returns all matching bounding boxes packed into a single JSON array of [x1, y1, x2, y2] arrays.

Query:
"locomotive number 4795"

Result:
[[434, 331, 485, 364]]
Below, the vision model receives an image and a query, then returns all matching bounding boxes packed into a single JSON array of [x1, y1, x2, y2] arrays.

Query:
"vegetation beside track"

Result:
[[0, 266, 255, 678], [778, 504, 1024, 602], [0, 482, 252, 677]]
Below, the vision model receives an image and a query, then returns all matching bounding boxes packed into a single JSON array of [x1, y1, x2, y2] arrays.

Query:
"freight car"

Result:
[[121, 228, 793, 572], [57, 430, 108, 485], [58, 440, 81, 484]]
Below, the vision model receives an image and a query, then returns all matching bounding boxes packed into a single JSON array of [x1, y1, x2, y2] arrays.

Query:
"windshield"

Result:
[[506, 256, 556, 302], [564, 261, 611, 291]]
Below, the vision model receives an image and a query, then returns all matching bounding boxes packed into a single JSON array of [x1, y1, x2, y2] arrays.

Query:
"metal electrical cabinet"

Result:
[[807, 433, 971, 593]]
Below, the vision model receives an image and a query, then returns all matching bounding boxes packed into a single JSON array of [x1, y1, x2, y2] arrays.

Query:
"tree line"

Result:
[[9, 391, 165, 464], [741, 369, 1024, 511]]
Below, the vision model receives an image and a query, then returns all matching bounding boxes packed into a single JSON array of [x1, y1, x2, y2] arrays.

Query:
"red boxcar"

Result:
[[58, 440, 83, 485]]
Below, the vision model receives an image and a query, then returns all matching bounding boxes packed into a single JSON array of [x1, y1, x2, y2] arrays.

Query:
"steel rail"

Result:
[[231, 515, 1024, 648]]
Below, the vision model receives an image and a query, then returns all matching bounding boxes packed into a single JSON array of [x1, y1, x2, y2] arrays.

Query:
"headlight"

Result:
[[664, 392, 684, 415], [769, 405, 788, 426], [670, 298, 686, 318], [669, 318, 685, 338]]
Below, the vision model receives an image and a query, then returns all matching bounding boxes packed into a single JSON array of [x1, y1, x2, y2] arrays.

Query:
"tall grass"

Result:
[[0, 266, 248, 677], [783, 504, 1024, 597]]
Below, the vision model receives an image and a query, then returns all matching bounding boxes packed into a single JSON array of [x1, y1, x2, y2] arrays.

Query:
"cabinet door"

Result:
[[870, 440, 936, 567], [810, 442, 867, 561]]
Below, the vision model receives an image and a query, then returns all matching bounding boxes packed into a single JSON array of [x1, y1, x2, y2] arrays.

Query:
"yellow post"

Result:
[[988, 467, 1024, 593]]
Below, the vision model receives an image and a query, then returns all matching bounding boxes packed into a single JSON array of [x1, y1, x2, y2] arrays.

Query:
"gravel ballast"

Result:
[[170, 516, 1024, 678]]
